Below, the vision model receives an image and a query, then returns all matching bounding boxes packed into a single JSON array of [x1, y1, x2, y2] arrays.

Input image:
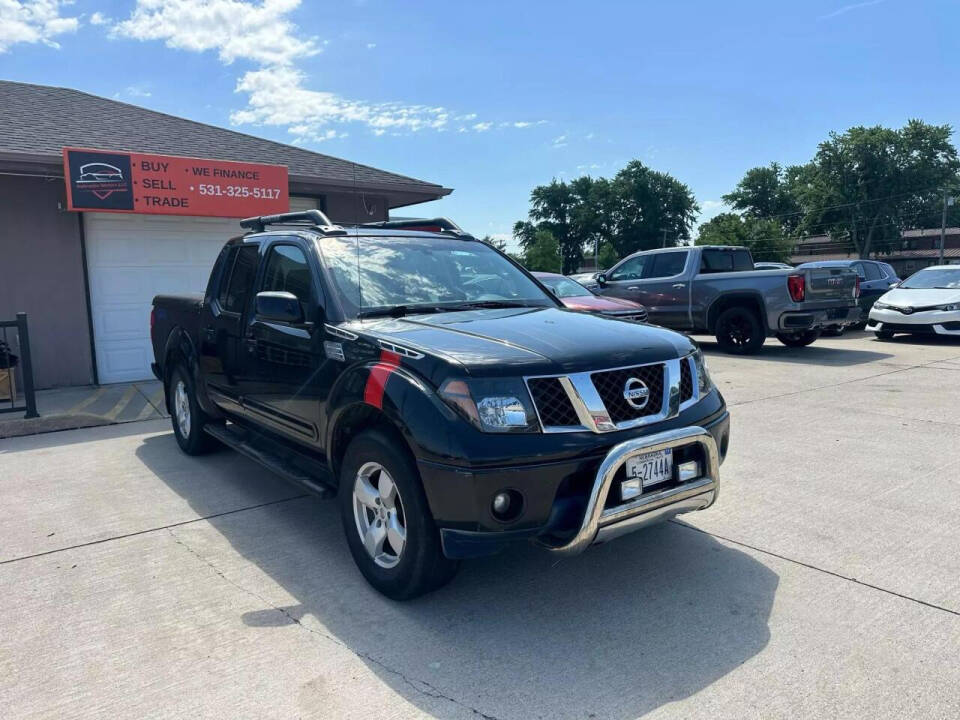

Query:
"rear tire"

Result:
[[776, 329, 821, 348], [821, 324, 844, 337], [875, 329, 895, 340], [339, 429, 459, 600], [168, 365, 219, 455], [714, 306, 765, 355]]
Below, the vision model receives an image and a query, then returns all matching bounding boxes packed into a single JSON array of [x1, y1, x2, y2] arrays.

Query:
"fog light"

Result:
[[492, 492, 511, 515], [678, 460, 700, 482]]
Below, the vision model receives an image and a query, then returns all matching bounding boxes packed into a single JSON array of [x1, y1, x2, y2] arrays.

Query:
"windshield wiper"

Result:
[[357, 305, 448, 319], [446, 300, 537, 311]]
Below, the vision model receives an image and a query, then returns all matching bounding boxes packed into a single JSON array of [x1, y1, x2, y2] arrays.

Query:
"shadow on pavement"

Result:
[[137, 432, 778, 720], [694, 337, 892, 366]]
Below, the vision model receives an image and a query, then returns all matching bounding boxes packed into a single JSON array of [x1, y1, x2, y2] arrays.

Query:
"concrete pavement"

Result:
[[1, 331, 959, 719]]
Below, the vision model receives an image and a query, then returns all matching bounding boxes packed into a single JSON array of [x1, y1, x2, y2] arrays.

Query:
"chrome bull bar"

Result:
[[542, 426, 720, 555]]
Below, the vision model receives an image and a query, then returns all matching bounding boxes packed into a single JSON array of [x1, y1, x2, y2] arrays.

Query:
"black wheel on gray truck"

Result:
[[776, 329, 821, 348], [339, 429, 459, 600], [715, 306, 765, 355], [168, 365, 219, 455]]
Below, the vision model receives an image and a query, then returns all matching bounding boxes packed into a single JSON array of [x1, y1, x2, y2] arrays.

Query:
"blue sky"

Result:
[[1, 0, 956, 247]]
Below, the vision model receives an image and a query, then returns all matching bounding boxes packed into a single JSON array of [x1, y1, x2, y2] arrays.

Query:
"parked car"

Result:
[[754, 262, 793, 271], [866, 265, 960, 339], [796, 259, 899, 333], [151, 211, 730, 599], [532, 271, 648, 322], [589, 245, 860, 353], [567, 271, 599, 284]]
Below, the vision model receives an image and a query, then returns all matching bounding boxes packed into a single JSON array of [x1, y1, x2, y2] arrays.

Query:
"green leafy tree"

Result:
[[723, 162, 803, 232], [597, 242, 618, 272], [696, 213, 794, 263], [481, 235, 508, 252], [522, 229, 562, 272], [793, 121, 960, 257]]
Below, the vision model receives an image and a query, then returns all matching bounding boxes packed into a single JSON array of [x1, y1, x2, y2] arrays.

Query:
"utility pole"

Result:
[[940, 191, 955, 265]]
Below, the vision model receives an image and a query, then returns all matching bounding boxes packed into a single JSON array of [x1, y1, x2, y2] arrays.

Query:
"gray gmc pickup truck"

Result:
[[591, 245, 860, 353]]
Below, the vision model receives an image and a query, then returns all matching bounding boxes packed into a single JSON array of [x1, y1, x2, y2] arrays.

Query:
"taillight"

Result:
[[854, 276, 861, 298], [787, 275, 805, 303]]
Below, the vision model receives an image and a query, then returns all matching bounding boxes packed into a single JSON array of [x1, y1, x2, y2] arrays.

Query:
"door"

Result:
[[857, 261, 891, 313], [600, 251, 691, 327], [240, 240, 327, 445], [200, 242, 260, 413]]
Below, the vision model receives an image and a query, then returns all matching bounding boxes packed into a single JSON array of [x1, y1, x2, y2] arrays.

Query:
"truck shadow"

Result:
[[137, 433, 777, 720], [693, 337, 892, 366]]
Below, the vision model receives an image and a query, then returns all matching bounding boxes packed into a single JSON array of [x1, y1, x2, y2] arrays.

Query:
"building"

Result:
[[790, 229, 960, 277], [0, 81, 451, 388]]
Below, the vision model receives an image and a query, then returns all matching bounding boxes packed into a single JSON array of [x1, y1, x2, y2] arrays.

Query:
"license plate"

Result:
[[622, 448, 673, 500]]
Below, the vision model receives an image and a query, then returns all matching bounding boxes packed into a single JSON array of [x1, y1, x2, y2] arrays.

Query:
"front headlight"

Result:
[[691, 349, 714, 396], [936, 303, 959, 311], [438, 378, 538, 432], [873, 301, 890, 310]]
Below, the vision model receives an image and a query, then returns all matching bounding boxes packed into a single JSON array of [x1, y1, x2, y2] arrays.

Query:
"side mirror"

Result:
[[255, 291, 304, 324], [596, 274, 607, 286]]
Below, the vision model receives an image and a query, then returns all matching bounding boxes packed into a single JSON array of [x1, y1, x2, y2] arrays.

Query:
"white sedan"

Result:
[[866, 265, 960, 339]]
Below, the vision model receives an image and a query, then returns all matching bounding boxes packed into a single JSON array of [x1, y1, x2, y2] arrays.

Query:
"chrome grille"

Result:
[[591, 364, 665, 423], [527, 377, 580, 427]]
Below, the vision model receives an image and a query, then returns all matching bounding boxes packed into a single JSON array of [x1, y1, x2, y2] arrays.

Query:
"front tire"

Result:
[[339, 429, 459, 600], [875, 329, 895, 340], [776, 329, 821, 348], [168, 365, 218, 455], [714, 306, 765, 354]]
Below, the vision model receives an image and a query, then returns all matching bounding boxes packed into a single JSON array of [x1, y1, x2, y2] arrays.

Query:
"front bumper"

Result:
[[867, 307, 960, 335], [433, 409, 729, 559], [778, 305, 861, 331]]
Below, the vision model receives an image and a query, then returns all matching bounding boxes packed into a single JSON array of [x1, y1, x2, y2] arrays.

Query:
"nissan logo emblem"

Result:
[[623, 377, 650, 410]]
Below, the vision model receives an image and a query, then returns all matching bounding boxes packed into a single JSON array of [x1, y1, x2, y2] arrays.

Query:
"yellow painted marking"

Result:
[[103, 385, 138, 421], [66, 387, 107, 415]]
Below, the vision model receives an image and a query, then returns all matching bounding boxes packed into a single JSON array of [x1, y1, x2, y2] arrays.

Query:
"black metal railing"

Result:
[[0, 313, 39, 419]]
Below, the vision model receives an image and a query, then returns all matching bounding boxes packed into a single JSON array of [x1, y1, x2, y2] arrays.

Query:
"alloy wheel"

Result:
[[174, 379, 191, 438], [352, 462, 407, 569]]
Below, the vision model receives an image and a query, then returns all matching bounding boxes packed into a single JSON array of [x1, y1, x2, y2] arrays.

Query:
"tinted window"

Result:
[[700, 249, 753, 273], [223, 245, 259, 312], [262, 245, 312, 304], [609, 255, 648, 281], [319, 236, 553, 317], [862, 262, 882, 280], [880, 263, 898, 279], [851, 263, 867, 279], [646, 251, 687, 278], [215, 247, 236, 306]]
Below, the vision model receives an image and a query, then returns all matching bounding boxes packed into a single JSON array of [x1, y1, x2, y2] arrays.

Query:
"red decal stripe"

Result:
[[363, 350, 401, 408]]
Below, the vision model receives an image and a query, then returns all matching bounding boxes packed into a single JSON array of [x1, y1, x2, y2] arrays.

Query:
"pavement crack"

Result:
[[167, 526, 501, 720], [671, 520, 960, 617], [0, 495, 308, 566]]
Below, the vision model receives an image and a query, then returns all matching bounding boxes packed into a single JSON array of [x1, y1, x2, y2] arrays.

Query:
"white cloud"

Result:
[[697, 199, 728, 225], [113, 0, 541, 141], [365, 42, 375, 49], [113, 84, 153, 99], [89, 10, 109, 25], [551, 134, 568, 148], [0, 0, 80, 53], [819, 0, 884, 20]]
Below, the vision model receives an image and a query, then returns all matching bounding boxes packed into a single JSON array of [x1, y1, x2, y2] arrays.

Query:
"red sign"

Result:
[[62, 147, 289, 218]]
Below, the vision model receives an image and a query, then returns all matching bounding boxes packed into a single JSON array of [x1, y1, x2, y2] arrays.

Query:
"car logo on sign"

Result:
[[623, 377, 650, 410]]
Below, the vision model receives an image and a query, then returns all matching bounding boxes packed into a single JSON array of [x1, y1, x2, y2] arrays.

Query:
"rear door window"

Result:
[[862, 262, 882, 281], [223, 245, 259, 313], [700, 249, 751, 273], [645, 251, 688, 278]]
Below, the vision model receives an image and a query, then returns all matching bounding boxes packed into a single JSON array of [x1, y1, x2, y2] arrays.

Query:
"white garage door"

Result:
[[85, 197, 318, 384]]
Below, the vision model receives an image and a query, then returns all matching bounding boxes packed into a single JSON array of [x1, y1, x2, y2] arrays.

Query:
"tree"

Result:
[[522, 229, 562, 272], [723, 162, 803, 232], [597, 242, 618, 272], [696, 213, 794, 263], [608, 161, 700, 257], [481, 235, 508, 252], [794, 121, 960, 257]]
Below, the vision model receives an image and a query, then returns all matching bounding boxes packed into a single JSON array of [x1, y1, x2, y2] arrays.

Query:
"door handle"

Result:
[[627, 286, 640, 291], [672, 283, 686, 289]]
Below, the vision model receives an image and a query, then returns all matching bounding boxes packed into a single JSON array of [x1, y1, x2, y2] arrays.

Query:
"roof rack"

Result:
[[239, 209, 347, 235], [360, 217, 475, 239]]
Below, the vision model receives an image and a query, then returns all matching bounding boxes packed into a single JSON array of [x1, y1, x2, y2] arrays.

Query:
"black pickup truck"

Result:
[[151, 211, 730, 599]]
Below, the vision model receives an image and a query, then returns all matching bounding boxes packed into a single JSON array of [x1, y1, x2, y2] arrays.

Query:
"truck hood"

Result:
[[879, 287, 960, 308], [354, 307, 694, 378]]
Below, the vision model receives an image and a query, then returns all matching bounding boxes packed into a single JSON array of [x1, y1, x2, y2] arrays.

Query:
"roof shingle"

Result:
[[0, 80, 450, 197]]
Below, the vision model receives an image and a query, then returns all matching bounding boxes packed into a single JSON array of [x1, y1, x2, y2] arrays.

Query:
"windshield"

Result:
[[538, 275, 592, 298], [319, 235, 556, 317], [900, 268, 960, 289]]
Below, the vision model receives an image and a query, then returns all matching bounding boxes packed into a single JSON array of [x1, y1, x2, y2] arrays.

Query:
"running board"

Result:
[[203, 423, 336, 499]]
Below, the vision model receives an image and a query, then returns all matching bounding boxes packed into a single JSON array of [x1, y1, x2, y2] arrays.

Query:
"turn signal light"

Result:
[[854, 276, 861, 298], [787, 275, 805, 303]]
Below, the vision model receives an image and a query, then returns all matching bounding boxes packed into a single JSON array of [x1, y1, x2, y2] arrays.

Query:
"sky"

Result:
[[1, 0, 957, 249]]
